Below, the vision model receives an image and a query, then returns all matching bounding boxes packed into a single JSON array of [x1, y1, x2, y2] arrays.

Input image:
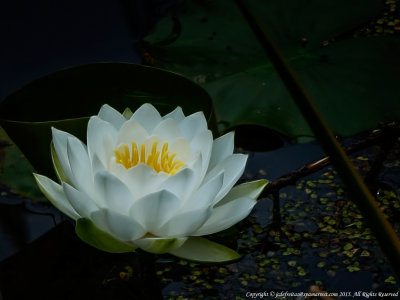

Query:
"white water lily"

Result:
[[34, 104, 267, 262]]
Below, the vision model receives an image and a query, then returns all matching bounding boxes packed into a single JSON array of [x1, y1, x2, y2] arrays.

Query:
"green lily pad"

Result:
[[170, 237, 242, 263], [0, 63, 214, 180], [145, 0, 400, 140], [75, 218, 136, 253], [0, 126, 45, 201]]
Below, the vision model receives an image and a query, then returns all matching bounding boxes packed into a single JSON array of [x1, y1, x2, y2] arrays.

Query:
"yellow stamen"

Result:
[[113, 141, 184, 175], [131, 142, 138, 165], [140, 144, 146, 164]]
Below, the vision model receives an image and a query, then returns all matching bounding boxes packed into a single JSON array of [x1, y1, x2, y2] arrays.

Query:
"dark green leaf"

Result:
[[145, 0, 399, 140]]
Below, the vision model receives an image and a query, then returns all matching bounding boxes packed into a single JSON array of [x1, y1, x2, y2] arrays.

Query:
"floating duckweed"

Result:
[[192, 271, 202, 276], [319, 250, 329, 258], [331, 265, 339, 269], [297, 266, 306, 276], [384, 276, 397, 284], [360, 250, 371, 257], [317, 261, 327, 268], [288, 260, 297, 267], [251, 236, 258, 243], [272, 264, 280, 270], [343, 243, 354, 251], [346, 263, 361, 272], [259, 261, 268, 267], [179, 260, 188, 266], [307, 181, 316, 187]]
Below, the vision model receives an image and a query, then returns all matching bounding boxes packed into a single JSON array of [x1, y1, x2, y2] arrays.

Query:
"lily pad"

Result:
[[145, 0, 400, 140], [0, 63, 215, 179], [0, 126, 45, 201]]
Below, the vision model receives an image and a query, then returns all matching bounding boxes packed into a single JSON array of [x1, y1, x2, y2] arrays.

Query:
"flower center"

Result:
[[113, 141, 184, 175]]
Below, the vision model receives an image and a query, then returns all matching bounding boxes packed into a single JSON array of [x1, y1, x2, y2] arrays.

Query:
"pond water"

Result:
[[0, 129, 399, 299]]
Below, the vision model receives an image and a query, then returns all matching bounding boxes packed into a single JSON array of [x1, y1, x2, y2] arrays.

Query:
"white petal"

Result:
[[178, 112, 208, 141], [162, 106, 185, 122], [190, 130, 213, 182], [130, 103, 162, 134], [108, 157, 127, 179], [157, 207, 212, 237], [87, 116, 117, 165], [152, 118, 183, 142], [51, 127, 75, 182], [208, 131, 234, 171], [169, 138, 191, 162], [129, 190, 180, 233], [185, 152, 203, 190], [121, 164, 167, 200], [62, 182, 98, 218], [205, 154, 248, 203], [67, 137, 94, 196], [117, 119, 149, 146], [91, 153, 106, 176], [134, 237, 187, 254], [158, 168, 196, 200], [94, 171, 134, 215], [98, 104, 126, 130], [182, 171, 224, 210], [193, 197, 256, 236], [33, 174, 79, 220], [91, 209, 146, 241]]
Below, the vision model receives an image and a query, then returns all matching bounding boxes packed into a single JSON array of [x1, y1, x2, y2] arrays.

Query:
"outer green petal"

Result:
[[134, 237, 187, 254], [51, 141, 70, 184], [76, 218, 137, 253], [170, 237, 241, 263], [216, 179, 269, 207], [122, 107, 133, 119]]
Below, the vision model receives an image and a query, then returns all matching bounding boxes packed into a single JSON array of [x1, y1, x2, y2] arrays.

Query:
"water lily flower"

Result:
[[34, 104, 267, 262]]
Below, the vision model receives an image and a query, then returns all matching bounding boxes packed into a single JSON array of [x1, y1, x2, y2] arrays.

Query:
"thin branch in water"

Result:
[[261, 121, 400, 198]]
